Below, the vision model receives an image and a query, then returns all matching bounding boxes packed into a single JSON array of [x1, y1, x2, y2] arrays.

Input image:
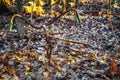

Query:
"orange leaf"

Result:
[[30, 52, 36, 57], [109, 60, 117, 75]]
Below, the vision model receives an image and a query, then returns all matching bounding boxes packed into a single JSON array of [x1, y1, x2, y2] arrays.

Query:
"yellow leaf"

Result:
[[38, 56, 45, 61], [15, 56, 23, 60], [51, 0, 57, 5], [54, 66, 61, 72], [15, 56, 27, 61], [26, 65, 30, 71], [1, 0, 15, 7], [2, 54, 6, 61], [25, 72, 31, 76], [71, 59, 75, 64], [23, 1, 36, 14], [57, 66, 61, 71]]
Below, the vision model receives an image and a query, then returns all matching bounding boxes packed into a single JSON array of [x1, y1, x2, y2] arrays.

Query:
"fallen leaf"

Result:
[[30, 52, 36, 57], [2, 54, 7, 61], [109, 60, 117, 75], [117, 67, 120, 76], [89, 52, 96, 61]]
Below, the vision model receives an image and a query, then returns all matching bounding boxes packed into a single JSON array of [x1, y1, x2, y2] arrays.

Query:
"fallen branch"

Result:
[[48, 34, 91, 45]]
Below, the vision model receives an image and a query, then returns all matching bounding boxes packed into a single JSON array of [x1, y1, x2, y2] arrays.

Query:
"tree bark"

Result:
[[16, 0, 25, 38]]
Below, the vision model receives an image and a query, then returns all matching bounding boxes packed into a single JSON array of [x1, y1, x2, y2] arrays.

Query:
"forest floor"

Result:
[[0, 9, 120, 80]]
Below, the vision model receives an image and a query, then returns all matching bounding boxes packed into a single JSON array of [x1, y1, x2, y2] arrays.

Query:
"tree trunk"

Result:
[[76, 0, 78, 8], [16, 0, 25, 38]]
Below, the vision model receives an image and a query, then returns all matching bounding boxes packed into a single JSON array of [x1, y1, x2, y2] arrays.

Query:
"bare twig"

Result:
[[109, 16, 119, 54], [48, 34, 91, 45], [47, 8, 81, 26]]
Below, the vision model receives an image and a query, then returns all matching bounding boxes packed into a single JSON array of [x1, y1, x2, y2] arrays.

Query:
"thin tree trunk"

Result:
[[76, 0, 78, 8], [16, 0, 25, 38]]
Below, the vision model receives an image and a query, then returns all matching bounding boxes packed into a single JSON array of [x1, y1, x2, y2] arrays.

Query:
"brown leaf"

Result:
[[79, 49, 83, 54], [117, 67, 120, 76], [109, 60, 117, 75], [9, 68, 17, 76], [89, 52, 96, 61]]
